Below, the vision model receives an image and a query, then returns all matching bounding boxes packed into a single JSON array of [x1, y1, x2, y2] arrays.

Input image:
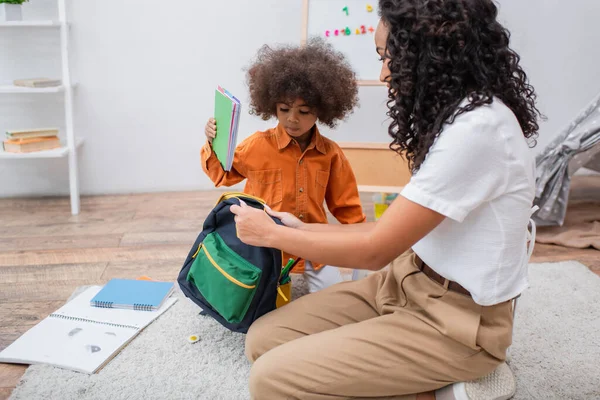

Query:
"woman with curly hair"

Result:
[[231, 0, 542, 399], [202, 39, 365, 293]]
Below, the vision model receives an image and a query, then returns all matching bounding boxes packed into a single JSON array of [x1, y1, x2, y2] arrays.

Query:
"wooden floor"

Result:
[[0, 181, 599, 399]]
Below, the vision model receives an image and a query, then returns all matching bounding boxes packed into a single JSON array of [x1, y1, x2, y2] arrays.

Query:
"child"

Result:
[[201, 39, 366, 293]]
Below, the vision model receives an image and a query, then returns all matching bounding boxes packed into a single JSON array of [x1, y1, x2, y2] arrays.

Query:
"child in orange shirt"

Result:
[[202, 39, 366, 293]]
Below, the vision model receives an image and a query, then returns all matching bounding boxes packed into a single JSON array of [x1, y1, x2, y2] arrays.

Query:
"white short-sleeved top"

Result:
[[401, 98, 536, 306]]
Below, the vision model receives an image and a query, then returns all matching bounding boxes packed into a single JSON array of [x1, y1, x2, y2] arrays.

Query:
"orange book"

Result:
[[3, 136, 60, 153]]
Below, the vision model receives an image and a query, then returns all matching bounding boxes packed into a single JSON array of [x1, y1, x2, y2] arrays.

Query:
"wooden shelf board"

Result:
[[0, 138, 84, 160]]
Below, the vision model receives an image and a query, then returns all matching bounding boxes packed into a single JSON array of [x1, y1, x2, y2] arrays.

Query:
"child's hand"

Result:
[[265, 205, 305, 229], [205, 118, 217, 143], [231, 200, 277, 248]]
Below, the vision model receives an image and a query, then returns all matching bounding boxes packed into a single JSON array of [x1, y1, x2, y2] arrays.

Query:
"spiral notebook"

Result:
[[90, 279, 174, 311], [0, 285, 177, 374]]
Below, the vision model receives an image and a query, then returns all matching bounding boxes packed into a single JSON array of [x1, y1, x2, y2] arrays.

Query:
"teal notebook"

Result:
[[213, 86, 241, 171], [90, 279, 174, 311]]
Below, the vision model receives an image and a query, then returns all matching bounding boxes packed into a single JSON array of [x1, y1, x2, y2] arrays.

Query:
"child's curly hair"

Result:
[[246, 38, 358, 128]]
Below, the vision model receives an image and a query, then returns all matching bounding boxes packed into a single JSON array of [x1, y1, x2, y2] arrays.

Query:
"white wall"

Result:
[[1, 0, 599, 197], [496, 0, 600, 150]]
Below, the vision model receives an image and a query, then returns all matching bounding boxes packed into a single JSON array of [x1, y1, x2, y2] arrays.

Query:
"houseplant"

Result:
[[0, 0, 29, 22]]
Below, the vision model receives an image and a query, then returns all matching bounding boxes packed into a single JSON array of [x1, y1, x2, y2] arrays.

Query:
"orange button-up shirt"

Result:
[[201, 124, 366, 273]]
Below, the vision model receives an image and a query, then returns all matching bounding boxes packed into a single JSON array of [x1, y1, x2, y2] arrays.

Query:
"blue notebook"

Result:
[[90, 279, 174, 311]]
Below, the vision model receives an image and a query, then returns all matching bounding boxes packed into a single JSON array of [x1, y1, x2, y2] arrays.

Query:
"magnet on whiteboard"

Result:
[[367, 4, 373, 12]]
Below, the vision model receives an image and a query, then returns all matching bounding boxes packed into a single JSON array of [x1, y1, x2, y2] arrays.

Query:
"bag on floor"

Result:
[[177, 192, 284, 333]]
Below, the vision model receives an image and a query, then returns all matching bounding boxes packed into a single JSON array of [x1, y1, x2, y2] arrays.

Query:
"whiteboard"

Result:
[[303, 0, 383, 84]]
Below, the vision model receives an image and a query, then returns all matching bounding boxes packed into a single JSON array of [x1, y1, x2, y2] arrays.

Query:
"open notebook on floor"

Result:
[[0, 285, 177, 374]]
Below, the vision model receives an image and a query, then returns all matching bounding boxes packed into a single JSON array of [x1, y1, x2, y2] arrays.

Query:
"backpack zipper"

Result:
[[216, 192, 266, 206], [277, 285, 289, 302], [199, 244, 257, 290]]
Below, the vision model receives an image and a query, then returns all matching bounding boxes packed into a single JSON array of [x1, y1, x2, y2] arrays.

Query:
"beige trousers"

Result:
[[245, 251, 514, 400]]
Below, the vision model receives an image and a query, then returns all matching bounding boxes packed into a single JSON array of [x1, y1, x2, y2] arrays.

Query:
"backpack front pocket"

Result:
[[187, 232, 262, 323]]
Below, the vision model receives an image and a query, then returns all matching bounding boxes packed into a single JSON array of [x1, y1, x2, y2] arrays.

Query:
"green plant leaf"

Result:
[[0, 0, 29, 4]]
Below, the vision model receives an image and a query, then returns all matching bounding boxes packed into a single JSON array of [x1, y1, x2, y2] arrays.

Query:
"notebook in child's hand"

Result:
[[0, 285, 177, 374], [90, 278, 174, 311], [213, 85, 241, 171]]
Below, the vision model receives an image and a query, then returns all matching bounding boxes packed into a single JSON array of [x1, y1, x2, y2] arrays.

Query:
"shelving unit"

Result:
[[0, 84, 67, 93], [0, 20, 62, 27], [0, 0, 82, 215], [0, 137, 83, 160]]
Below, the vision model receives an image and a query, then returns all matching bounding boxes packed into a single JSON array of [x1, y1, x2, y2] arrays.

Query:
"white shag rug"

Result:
[[8, 262, 600, 400]]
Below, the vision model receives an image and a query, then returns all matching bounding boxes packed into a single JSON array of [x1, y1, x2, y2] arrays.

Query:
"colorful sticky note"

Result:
[[367, 4, 373, 12], [342, 6, 349, 16]]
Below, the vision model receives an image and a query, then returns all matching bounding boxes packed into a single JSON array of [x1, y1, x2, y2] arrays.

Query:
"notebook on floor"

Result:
[[90, 278, 174, 311], [0, 285, 177, 374]]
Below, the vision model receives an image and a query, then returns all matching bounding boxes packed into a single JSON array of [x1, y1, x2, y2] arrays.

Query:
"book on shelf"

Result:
[[6, 128, 59, 140], [13, 78, 62, 88], [3, 136, 61, 153]]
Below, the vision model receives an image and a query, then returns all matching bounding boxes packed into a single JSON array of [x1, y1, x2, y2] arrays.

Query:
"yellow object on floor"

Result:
[[187, 334, 200, 344]]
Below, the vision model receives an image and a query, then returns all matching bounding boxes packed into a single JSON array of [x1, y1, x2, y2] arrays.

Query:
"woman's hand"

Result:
[[230, 200, 278, 247], [205, 118, 216, 143], [264, 205, 305, 229]]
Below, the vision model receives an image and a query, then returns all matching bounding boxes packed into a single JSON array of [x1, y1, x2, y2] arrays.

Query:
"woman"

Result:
[[231, 0, 541, 399]]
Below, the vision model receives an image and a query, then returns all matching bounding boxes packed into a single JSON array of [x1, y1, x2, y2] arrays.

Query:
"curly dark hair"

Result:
[[246, 38, 358, 128], [379, 0, 542, 172]]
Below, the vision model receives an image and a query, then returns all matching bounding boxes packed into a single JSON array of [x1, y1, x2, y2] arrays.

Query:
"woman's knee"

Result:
[[245, 316, 271, 362], [248, 352, 283, 399]]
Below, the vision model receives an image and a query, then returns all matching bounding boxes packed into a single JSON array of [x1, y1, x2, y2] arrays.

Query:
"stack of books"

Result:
[[3, 128, 61, 153], [13, 78, 62, 88]]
